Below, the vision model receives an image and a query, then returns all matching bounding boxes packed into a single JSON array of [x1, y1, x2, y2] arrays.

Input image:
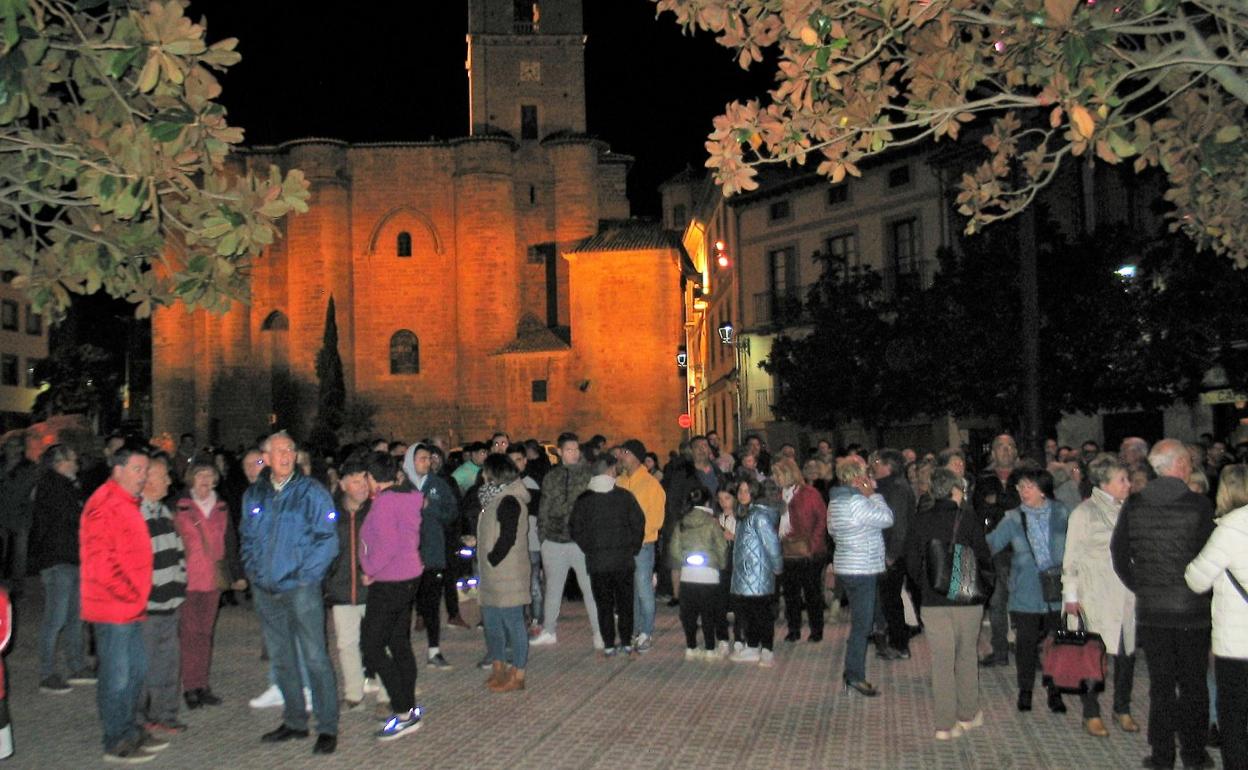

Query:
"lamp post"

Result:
[[718, 321, 750, 449]]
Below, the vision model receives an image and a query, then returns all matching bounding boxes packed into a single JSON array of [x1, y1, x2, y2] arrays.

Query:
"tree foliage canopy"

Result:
[[762, 222, 1248, 432], [0, 0, 309, 318], [654, 0, 1248, 265]]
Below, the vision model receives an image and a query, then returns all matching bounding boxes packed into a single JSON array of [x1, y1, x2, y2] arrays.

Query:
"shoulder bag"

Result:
[[1020, 510, 1063, 604], [925, 509, 986, 604]]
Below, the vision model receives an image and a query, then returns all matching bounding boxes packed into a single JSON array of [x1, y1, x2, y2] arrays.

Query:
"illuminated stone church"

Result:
[[152, 0, 686, 452]]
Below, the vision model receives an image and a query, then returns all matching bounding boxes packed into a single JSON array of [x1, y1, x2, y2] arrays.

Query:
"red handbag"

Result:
[[1041, 612, 1107, 694]]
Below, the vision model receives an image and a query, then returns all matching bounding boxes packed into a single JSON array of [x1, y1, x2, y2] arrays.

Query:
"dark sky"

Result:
[[193, 1, 775, 215]]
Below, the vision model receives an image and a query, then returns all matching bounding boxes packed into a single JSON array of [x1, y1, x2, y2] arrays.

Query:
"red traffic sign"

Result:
[[678, 414, 693, 429]]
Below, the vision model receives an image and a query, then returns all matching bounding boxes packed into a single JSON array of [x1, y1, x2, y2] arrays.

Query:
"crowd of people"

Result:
[[3, 424, 1247, 767]]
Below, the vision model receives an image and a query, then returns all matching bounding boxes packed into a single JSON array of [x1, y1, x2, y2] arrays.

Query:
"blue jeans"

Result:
[[482, 605, 529, 669], [94, 621, 146, 750], [267, 640, 310, 689], [39, 564, 85, 679], [633, 542, 656, 637], [839, 573, 878, 683], [528, 550, 544, 624], [254, 583, 338, 735]]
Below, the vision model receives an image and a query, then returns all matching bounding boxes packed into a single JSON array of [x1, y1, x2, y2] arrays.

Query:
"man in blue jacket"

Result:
[[241, 431, 340, 755]]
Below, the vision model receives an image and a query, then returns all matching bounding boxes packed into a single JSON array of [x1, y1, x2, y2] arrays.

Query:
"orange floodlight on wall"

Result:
[[714, 240, 729, 269]]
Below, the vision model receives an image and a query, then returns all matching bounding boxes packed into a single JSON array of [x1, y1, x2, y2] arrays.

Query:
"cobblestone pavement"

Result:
[[5, 583, 1219, 769]]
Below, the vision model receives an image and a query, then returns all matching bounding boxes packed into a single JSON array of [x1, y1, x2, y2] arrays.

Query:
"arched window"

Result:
[[390, 330, 419, 374], [260, 310, 289, 331], [397, 231, 412, 258]]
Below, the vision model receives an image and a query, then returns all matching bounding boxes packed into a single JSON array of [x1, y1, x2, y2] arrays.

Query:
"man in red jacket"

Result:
[[80, 441, 160, 764]]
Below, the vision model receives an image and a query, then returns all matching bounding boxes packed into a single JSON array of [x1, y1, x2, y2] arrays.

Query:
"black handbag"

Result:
[[925, 509, 987, 605], [1020, 510, 1064, 604]]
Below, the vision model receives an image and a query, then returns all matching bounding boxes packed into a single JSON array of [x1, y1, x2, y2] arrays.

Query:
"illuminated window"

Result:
[[531, 380, 547, 402], [0, 300, 15, 331], [397, 232, 412, 257], [0, 354, 15, 386], [520, 105, 538, 140], [389, 330, 420, 375]]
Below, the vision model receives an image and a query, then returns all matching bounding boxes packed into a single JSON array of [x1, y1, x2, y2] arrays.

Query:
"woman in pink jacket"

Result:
[[175, 461, 244, 709]]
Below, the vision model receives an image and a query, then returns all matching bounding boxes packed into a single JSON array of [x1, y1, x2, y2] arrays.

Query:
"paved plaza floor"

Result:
[[5, 583, 1218, 769]]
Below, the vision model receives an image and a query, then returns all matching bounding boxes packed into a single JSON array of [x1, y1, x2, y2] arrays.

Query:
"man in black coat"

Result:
[[1111, 439, 1215, 770]]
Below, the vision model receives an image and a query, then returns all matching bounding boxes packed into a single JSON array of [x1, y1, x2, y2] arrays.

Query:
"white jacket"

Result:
[[1062, 487, 1136, 655], [1185, 504, 1248, 659]]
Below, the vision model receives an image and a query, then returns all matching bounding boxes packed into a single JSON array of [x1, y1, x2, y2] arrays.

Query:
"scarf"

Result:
[[478, 481, 506, 511], [193, 489, 218, 518], [1021, 500, 1054, 570]]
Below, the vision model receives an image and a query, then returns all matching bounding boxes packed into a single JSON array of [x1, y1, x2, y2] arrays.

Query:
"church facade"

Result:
[[152, 0, 687, 454]]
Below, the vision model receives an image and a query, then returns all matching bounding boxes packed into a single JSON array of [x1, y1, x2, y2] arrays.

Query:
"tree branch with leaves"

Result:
[[0, 0, 309, 318], [654, 0, 1248, 264]]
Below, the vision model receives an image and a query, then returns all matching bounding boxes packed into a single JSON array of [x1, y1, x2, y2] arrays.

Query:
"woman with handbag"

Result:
[[906, 468, 994, 740], [773, 458, 828, 643], [986, 466, 1070, 714], [1186, 464, 1248, 770], [1061, 453, 1140, 737], [174, 461, 245, 709]]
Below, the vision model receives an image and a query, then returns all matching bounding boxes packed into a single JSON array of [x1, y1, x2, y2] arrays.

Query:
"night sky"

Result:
[[194, 1, 775, 215]]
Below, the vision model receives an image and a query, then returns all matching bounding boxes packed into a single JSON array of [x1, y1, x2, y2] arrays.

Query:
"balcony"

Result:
[[514, 21, 538, 34], [752, 291, 803, 329], [883, 258, 934, 296]]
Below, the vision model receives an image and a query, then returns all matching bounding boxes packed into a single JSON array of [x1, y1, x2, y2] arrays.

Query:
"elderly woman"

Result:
[[1186, 465, 1248, 770], [174, 460, 244, 709], [828, 458, 894, 696], [1061, 454, 1139, 737], [906, 468, 993, 740], [773, 458, 828, 643], [986, 466, 1070, 714]]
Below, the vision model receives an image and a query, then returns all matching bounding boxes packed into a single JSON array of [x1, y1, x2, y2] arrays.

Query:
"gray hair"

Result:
[[929, 467, 964, 500], [1148, 438, 1188, 476], [261, 430, 295, 453], [1087, 453, 1127, 488]]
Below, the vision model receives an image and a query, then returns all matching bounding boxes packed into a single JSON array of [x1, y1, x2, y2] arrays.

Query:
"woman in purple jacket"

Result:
[[358, 453, 424, 742]]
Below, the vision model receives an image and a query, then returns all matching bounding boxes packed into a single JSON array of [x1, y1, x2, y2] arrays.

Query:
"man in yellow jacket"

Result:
[[616, 439, 665, 652]]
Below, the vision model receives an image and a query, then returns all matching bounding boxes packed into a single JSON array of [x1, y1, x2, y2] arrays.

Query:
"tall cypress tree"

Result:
[[310, 295, 345, 453]]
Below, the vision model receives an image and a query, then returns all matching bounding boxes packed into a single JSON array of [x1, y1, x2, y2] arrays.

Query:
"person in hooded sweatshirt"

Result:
[[669, 485, 729, 660], [570, 454, 645, 657]]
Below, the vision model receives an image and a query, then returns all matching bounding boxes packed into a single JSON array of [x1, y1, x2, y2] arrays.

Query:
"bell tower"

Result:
[[466, 0, 586, 140]]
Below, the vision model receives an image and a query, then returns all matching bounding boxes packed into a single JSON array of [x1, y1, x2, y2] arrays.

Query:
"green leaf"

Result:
[[147, 120, 184, 143], [108, 47, 141, 79], [1214, 125, 1243, 144]]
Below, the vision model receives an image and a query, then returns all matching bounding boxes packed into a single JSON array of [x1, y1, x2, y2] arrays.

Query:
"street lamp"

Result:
[[718, 321, 750, 448]]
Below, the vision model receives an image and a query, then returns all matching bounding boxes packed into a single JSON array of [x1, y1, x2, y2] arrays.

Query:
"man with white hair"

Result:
[[1119, 437, 1151, 475], [1111, 439, 1215, 770]]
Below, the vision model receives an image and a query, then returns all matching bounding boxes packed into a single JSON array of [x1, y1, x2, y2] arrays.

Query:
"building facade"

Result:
[[0, 280, 48, 430], [152, 0, 686, 454]]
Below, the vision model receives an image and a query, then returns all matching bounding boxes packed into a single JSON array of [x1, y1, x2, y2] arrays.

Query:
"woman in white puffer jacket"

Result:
[[1185, 464, 1248, 770]]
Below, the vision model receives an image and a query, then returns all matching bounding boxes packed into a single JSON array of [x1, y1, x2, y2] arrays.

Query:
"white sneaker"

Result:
[[635, 633, 652, 653], [530, 631, 558, 646], [758, 649, 775, 668], [956, 711, 984, 731], [730, 646, 761, 663], [715, 640, 730, 658], [684, 648, 700, 661], [363, 677, 380, 694], [934, 724, 965, 741], [592, 634, 605, 651], [732, 640, 745, 654], [249, 684, 283, 709]]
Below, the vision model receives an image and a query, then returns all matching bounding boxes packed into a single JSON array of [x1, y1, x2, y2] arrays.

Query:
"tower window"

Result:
[[521, 105, 538, 140], [768, 200, 791, 222], [397, 232, 412, 257], [531, 380, 547, 403], [514, 0, 539, 32], [389, 330, 420, 375]]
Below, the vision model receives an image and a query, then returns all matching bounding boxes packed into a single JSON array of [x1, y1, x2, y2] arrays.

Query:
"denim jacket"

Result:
[[987, 501, 1069, 614]]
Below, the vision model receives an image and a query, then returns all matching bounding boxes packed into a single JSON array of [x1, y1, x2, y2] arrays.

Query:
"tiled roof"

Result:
[[565, 220, 684, 254], [495, 319, 571, 355]]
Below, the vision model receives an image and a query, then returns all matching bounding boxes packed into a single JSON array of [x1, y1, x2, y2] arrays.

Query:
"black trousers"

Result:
[[878, 560, 910, 651], [781, 558, 825, 636], [736, 594, 775, 651], [1010, 610, 1061, 693], [1216, 655, 1248, 770], [716, 569, 744, 643], [414, 569, 444, 649], [361, 578, 419, 714], [678, 582, 722, 650], [1139, 624, 1210, 766], [588, 569, 633, 649], [443, 541, 462, 618]]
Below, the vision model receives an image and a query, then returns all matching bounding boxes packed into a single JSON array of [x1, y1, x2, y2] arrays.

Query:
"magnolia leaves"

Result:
[[0, 0, 309, 318]]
